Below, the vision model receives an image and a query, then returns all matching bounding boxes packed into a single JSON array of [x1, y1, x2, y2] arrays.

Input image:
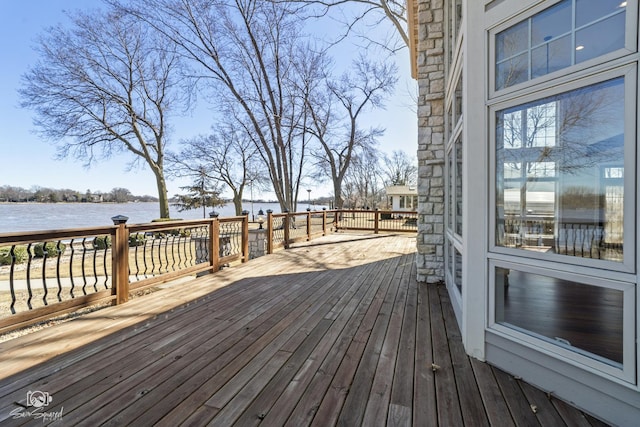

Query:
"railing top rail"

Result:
[[218, 216, 247, 223], [0, 226, 117, 246], [127, 218, 214, 233]]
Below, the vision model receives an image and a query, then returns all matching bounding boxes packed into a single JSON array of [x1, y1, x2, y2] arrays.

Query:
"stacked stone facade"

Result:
[[415, 0, 445, 283]]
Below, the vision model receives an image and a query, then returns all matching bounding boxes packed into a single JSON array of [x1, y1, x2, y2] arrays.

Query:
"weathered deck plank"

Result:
[[0, 233, 607, 426]]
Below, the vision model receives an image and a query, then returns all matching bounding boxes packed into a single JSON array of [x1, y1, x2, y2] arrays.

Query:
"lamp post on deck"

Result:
[[249, 179, 255, 221]]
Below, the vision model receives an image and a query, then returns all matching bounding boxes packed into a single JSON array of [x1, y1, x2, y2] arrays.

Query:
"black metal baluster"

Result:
[[9, 246, 18, 314], [56, 241, 63, 302], [81, 238, 89, 295], [164, 234, 171, 273], [69, 239, 76, 298], [150, 236, 157, 277], [170, 233, 177, 271], [41, 241, 49, 305], [184, 232, 192, 265], [25, 243, 33, 310], [91, 237, 99, 291], [176, 233, 183, 269], [142, 237, 149, 278], [103, 237, 109, 289], [133, 236, 141, 280], [157, 236, 164, 274]]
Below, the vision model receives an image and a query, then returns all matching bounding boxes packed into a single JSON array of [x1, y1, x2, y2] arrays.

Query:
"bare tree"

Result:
[[168, 122, 267, 216], [383, 149, 417, 186], [275, 0, 408, 49], [342, 146, 385, 209], [20, 7, 184, 219], [114, 0, 322, 212], [307, 55, 397, 209]]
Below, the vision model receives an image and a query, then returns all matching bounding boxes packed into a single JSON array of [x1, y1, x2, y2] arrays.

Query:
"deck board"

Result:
[[0, 233, 608, 426]]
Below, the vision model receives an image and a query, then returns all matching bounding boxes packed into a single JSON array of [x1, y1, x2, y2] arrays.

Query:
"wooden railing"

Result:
[[0, 209, 416, 334]]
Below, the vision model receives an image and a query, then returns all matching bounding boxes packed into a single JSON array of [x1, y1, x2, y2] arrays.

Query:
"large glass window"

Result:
[[495, 267, 624, 366], [495, 78, 625, 262], [496, 0, 627, 90]]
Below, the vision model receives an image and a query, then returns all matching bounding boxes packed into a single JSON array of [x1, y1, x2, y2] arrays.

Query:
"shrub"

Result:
[[93, 235, 112, 250], [0, 245, 28, 265], [33, 242, 67, 258], [150, 218, 186, 238], [129, 233, 147, 247]]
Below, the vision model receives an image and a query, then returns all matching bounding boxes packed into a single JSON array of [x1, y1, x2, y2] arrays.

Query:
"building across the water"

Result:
[[408, 1, 639, 425]]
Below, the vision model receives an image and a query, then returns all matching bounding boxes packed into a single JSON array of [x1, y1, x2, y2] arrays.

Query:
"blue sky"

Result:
[[0, 1, 417, 199]]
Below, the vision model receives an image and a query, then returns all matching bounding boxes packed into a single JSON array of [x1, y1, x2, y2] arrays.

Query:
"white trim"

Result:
[[460, 0, 488, 360]]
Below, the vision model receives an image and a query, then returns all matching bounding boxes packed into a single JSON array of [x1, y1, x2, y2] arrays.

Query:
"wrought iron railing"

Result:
[[0, 209, 415, 334], [333, 209, 418, 233], [0, 217, 247, 333]]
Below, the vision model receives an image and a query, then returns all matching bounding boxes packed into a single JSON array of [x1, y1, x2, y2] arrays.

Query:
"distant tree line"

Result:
[[0, 186, 157, 203]]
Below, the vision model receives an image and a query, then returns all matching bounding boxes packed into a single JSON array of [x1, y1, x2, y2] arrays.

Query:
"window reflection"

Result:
[[496, 78, 624, 262], [455, 137, 463, 235], [495, 267, 623, 365], [575, 13, 625, 63], [454, 247, 462, 292], [495, 0, 626, 90]]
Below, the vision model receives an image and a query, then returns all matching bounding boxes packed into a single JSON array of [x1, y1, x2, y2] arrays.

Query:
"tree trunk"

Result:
[[232, 194, 243, 216], [155, 173, 170, 219], [333, 180, 344, 210]]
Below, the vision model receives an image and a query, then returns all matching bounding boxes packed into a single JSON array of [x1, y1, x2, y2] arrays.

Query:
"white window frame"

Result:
[[488, 65, 637, 274], [488, 0, 638, 100], [488, 259, 636, 383]]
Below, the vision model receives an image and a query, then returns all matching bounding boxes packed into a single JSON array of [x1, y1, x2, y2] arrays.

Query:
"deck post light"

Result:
[[111, 215, 129, 225]]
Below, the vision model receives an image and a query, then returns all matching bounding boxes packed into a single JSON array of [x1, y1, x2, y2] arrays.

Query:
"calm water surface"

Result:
[[0, 202, 295, 234]]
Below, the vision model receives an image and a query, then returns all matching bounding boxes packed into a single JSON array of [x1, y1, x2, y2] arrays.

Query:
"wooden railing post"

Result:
[[210, 218, 220, 272], [242, 212, 250, 262], [306, 211, 312, 241], [283, 210, 291, 249], [322, 208, 327, 236], [266, 209, 274, 254], [111, 215, 129, 305], [374, 209, 380, 234]]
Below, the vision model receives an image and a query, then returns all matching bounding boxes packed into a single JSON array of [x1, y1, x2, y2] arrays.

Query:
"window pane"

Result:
[[576, 0, 626, 28], [455, 137, 463, 235], [454, 74, 463, 127], [454, 247, 462, 292], [496, 20, 528, 62], [531, 0, 571, 46], [532, 35, 572, 78], [496, 53, 528, 90], [496, 78, 625, 262], [495, 0, 627, 90], [576, 13, 626, 63], [495, 268, 623, 365], [448, 149, 455, 228]]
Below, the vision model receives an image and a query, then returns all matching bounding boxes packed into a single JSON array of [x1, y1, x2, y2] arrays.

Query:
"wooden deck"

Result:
[[0, 233, 608, 426]]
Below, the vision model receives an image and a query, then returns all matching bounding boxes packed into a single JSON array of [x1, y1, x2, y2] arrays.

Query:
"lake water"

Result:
[[0, 201, 321, 234]]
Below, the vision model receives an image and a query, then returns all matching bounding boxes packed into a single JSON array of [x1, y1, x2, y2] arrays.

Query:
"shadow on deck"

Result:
[[0, 233, 608, 426]]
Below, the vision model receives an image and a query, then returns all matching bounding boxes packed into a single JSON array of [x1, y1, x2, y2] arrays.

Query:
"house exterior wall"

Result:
[[415, 0, 446, 284], [414, 0, 640, 424]]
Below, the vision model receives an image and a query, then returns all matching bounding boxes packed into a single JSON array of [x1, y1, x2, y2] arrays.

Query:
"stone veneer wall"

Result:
[[415, 0, 445, 283]]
